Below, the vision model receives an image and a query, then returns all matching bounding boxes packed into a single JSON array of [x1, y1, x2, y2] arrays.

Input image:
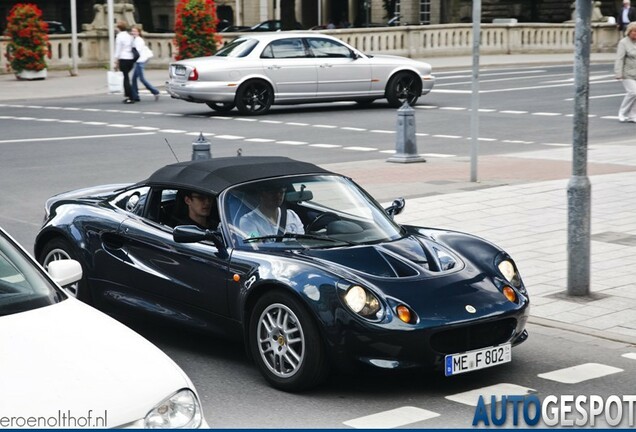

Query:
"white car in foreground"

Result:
[[0, 227, 207, 429]]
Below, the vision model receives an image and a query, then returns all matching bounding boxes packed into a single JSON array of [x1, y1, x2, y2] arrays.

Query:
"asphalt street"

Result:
[[1, 60, 636, 428]]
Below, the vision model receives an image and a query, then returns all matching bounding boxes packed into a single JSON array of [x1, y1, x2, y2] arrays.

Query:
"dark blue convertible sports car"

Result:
[[35, 156, 529, 391]]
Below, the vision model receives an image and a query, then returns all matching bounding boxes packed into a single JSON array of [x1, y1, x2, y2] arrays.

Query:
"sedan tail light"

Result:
[[188, 68, 199, 81]]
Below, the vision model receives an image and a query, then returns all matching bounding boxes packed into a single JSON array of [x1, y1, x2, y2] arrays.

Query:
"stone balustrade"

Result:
[[0, 23, 619, 73]]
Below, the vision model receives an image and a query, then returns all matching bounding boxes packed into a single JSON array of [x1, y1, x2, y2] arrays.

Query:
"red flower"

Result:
[[174, 0, 220, 60], [3, 3, 48, 73]]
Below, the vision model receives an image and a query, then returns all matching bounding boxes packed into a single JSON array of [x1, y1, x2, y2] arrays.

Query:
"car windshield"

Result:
[[0, 233, 63, 316], [214, 38, 259, 57], [223, 174, 404, 250]]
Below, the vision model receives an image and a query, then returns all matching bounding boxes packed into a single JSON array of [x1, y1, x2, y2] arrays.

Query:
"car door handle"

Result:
[[319, 64, 333, 68], [267, 65, 281, 70], [102, 232, 125, 250]]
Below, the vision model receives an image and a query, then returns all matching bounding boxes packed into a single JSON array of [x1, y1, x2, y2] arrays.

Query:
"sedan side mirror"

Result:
[[173, 225, 228, 258], [47, 259, 83, 287], [385, 197, 405, 218]]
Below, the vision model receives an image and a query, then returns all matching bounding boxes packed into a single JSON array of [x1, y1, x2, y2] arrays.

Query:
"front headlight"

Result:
[[343, 285, 381, 319], [145, 389, 203, 429], [498, 259, 521, 288]]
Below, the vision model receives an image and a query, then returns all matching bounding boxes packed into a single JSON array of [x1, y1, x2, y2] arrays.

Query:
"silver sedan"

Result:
[[166, 33, 435, 115]]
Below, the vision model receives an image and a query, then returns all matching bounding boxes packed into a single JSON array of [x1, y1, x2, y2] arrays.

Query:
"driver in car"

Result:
[[239, 185, 304, 239]]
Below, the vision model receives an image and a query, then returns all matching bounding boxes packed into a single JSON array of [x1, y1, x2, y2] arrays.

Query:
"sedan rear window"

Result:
[[215, 38, 258, 58]]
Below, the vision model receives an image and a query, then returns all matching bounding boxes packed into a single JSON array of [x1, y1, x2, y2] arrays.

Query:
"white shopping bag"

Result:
[[107, 70, 123, 93]]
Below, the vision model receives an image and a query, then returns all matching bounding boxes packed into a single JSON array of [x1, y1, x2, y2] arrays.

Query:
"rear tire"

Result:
[[386, 71, 421, 107], [235, 80, 274, 115], [206, 102, 235, 112], [39, 238, 91, 303], [249, 291, 329, 392]]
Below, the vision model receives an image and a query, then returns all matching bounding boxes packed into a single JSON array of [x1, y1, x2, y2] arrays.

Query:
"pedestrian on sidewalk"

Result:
[[131, 26, 160, 102], [114, 21, 136, 104], [615, 22, 636, 122], [617, 0, 636, 32]]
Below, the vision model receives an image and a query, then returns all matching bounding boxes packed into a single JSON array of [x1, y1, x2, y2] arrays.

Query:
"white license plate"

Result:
[[444, 343, 511, 376], [174, 66, 186, 76]]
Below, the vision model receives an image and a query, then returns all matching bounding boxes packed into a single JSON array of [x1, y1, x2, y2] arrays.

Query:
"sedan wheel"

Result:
[[386, 71, 422, 108], [235, 81, 273, 115], [249, 291, 328, 391], [39, 238, 90, 302], [206, 102, 235, 113]]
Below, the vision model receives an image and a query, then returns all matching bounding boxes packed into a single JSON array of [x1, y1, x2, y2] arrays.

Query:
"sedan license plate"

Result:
[[174, 65, 186, 76], [445, 343, 511, 376]]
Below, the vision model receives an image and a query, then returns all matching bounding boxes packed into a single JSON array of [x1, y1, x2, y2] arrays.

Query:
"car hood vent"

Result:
[[301, 236, 460, 278]]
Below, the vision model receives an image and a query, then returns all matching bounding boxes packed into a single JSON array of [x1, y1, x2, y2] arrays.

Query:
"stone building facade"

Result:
[[0, 0, 624, 33]]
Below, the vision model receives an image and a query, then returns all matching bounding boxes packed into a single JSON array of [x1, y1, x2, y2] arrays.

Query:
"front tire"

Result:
[[386, 71, 422, 107], [249, 291, 328, 391], [39, 238, 91, 303], [235, 80, 274, 115]]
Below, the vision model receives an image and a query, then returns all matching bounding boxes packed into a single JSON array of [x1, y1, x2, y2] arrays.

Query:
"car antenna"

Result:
[[165, 138, 180, 162]]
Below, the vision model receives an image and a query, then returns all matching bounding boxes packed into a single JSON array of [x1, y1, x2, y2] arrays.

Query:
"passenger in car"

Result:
[[176, 190, 219, 229], [239, 185, 304, 238]]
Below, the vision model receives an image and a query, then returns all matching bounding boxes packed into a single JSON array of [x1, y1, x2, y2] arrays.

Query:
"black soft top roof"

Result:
[[140, 156, 332, 195]]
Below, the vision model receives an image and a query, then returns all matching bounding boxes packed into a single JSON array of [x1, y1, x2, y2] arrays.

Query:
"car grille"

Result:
[[430, 318, 517, 354]]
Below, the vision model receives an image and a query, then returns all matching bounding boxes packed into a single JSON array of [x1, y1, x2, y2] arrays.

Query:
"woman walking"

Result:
[[615, 22, 636, 122], [131, 26, 160, 102], [114, 21, 136, 104]]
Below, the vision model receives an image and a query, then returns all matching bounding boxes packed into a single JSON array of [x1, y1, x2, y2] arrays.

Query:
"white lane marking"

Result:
[[433, 134, 462, 139], [422, 153, 456, 158], [134, 126, 161, 131], [446, 383, 536, 407], [141, 111, 163, 115], [185, 132, 215, 136], [565, 114, 597, 118], [215, 134, 243, 140], [260, 120, 283, 124], [277, 140, 307, 145], [344, 146, 377, 151], [82, 121, 107, 125], [440, 106, 468, 111], [477, 137, 497, 141], [622, 353, 636, 360], [313, 124, 338, 128], [416, 105, 439, 109], [480, 80, 616, 94], [415, 133, 430, 136], [212, 116, 232, 120], [544, 143, 571, 146], [44, 106, 61, 110], [165, 113, 184, 117], [431, 89, 472, 94], [0, 132, 156, 144], [235, 118, 258, 122], [108, 124, 134, 128], [62, 107, 81, 111], [502, 139, 534, 144], [479, 108, 497, 112], [310, 144, 341, 148], [565, 93, 624, 101], [83, 108, 101, 112], [286, 122, 309, 126], [36, 118, 60, 122], [245, 138, 275, 142], [25, 105, 43, 109], [370, 129, 394, 134], [159, 129, 188, 133], [500, 110, 528, 114], [532, 112, 562, 116], [15, 117, 36, 120], [341, 126, 367, 131], [435, 69, 549, 78], [59, 119, 83, 123], [538, 363, 623, 384], [343, 406, 440, 429]]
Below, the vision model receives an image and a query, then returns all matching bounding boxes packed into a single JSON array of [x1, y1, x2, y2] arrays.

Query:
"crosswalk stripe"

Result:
[[621, 353, 636, 360], [538, 363, 623, 384], [343, 406, 440, 429], [446, 383, 536, 407]]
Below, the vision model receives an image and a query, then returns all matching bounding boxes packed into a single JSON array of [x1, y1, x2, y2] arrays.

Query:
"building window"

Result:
[[420, 0, 430, 24]]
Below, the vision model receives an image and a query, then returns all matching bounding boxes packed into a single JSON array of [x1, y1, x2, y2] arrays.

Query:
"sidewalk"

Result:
[[2, 52, 635, 344]]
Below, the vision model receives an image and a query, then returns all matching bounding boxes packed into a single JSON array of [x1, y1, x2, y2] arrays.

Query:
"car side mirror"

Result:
[[47, 259, 83, 287], [173, 225, 228, 258], [385, 197, 405, 218]]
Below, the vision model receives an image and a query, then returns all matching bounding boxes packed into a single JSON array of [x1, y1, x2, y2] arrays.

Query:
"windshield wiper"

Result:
[[243, 232, 354, 245]]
